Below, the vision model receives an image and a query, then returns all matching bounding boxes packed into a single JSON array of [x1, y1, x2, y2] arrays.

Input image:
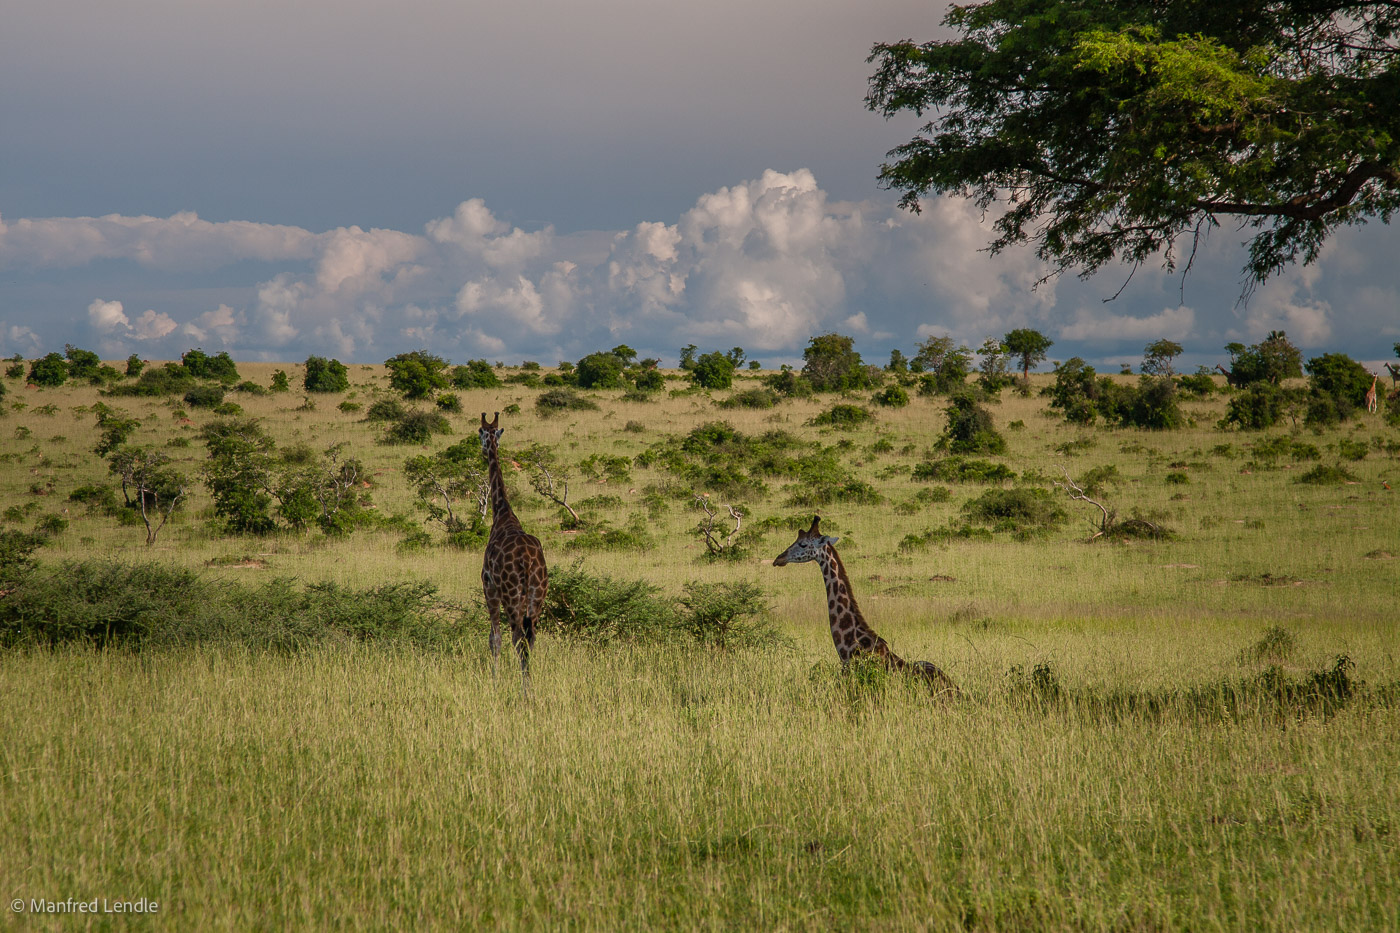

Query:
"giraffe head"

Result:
[[479, 411, 503, 455], [772, 515, 838, 566]]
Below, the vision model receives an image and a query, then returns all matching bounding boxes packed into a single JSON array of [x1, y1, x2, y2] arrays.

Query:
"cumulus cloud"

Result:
[[1059, 305, 1196, 342], [4, 170, 1397, 365]]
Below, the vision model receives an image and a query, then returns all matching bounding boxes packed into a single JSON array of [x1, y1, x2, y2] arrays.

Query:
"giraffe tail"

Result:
[[911, 660, 961, 699]]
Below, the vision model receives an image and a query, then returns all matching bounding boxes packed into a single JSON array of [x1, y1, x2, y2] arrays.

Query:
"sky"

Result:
[[2, 0, 1397, 371]]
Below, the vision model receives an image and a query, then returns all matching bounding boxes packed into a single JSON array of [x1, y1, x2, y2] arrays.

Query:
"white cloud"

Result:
[[1059, 305, 1196, 342], [88, 298, 129, 332], [132, 309, 177, 340]]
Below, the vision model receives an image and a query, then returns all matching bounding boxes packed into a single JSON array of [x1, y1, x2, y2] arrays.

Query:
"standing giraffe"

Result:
[[1365, 373, 1379, 414], [773, 516, 958, 697], [479, 412, 548, 692]]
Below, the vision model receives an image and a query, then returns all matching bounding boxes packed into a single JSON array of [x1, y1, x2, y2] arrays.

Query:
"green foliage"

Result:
[[717, 388, 780, 409], [1221, 382, 1303, 430], [1304, 353, 1372, 425], [1296, 464, 1357, 485], [181, 349, 240, 383], [867, 5, 1400, 286], [871, 384, 909, 408], [576, 352, 627, 389], [270, 370, 290, 392], [962, 487, 1068, 537], [106, 446, 189, 544], [449, 360, 502, 389], [678, 581, 787, 651], [913, 456, 1015, 484], [1176, 371, 1216, 397], [801, 333, 878, 391], [105, 363, 197, 397], [1141, 339, 1183, 376], [690, 352, 736, 390], [303, 356, 350, 392], [910, 335, 972, 393], [941, 393, 1006, 453], [1002, 329, 1053, 381], [762, 367, 815, 398], [975, 337, 1015, 392], [183, 384, 226, 408], [383, 410, 452, 445], [435, 393, 462, 413], [1223, 332, 1304, 387], [365, 398, 408, 422], [536, 388, 599, 415], [64, 344, 102, 381], [200, 418, 277, 535], [1048, 362, 1184, 429], [385, 351, 449, 398], [124, 354, 145, 377], [629, 367, 665, 393], [27, 353, 68, 387], [540, 561, 678, 645], [809, 404, 874, 429], [565, 514, 655, 552], [274, 443, 368, 535], [92, 407, 140, 457]]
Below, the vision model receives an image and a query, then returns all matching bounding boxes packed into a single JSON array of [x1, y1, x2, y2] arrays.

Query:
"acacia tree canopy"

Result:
[[866, 1, 1400, 287]]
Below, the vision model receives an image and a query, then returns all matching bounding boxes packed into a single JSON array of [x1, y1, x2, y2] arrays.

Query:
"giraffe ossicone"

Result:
[[773, 515, 958, 698]]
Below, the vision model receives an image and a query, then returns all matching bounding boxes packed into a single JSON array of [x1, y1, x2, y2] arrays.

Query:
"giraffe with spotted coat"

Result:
[[773, 515, 958, 697]]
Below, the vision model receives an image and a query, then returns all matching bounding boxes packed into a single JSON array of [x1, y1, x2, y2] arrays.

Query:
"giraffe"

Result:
[[479, 412, 548, 692], [773, 516, 958, 697], [1365, 373, 1378, 414]]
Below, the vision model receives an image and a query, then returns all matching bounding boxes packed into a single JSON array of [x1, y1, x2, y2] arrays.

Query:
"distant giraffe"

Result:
[[773, 516, 958, 697], [1365, 373, 1379, 414], [1384, 362, 1400, 388], [479, 412, 548, 693]]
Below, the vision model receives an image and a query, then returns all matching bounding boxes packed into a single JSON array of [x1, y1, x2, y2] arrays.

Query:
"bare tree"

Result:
[[694, 494, 745, 557], [1054, 468, 1163, 542]]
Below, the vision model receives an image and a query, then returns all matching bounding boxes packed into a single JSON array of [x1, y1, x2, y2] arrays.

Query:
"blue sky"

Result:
[[3, 0, 1397, 370]]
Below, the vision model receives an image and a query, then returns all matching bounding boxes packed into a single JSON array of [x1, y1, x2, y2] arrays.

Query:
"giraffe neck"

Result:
[[815, 544, 902, 665], [484, 440, 520, 530]]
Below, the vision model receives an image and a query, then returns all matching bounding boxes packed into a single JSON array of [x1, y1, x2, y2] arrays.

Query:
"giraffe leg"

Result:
[[486, 597, 503, 678], [511, 621, 532, 697]]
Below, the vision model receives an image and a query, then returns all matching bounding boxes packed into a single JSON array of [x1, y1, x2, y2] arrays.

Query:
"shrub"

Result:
[[540, 561, 679, 645], [1221, 382, 1299, 430], [576, 352, 627, 389], [913, 457, 1015, 483], [872, 385, 910, 407], [809, 404, 874, 428], [941, 393, 1006, 453], [105, 363, 197, 397], [27, 353, 68, 387], [717, 388, 780, 409], [270, 370, 290, 392], [385, 351, 450, 398], [629, 368, 665, 393], [201, 418, 277, 535], [1305, 352, 1371, 425], [1296, 464, 1357, 485], [436, 393, 463, 413], [450, 360, 502, 389], [678, 581, 786, 651], [962, 487, 1067, 536], [181, 349, 240, 382], [536, 388, 599, 415], [1177, 371, 1215, 397], [384, 410, 452, 445], [801, 333, 878, 391], [763, 368, 815, 398], [365, 399, 407, 422], [303, 356, 350, 392], [183, 384, 226, 408], [690, 352, 736, 390]]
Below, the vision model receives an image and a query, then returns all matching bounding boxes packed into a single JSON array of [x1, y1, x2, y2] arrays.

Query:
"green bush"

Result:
[[763, 368, 814, 398], [105, 363, 197, 397], [540, 561, 678, 645], [1296, 464, 1357, 485], [184, 384, 226, 408], [941, 393, 1006, 453], [536, 388, 600, 415], [690, 352, 736, 390], [576, 352, 627, 389], [436, 392, 463, 413], [384, 410, 452, 445], [450, 360, 502, 389], [385, 351, 449, 398], [27, 353, 68, 387], [872, 384, 910, 407], [717, 388, 780, 409], [962, 487, 1067, 536], [801, 333, 878, 391], [365, 399, 407, 421], [304, 356, 350, 392], [678, 580, 787, 651], [809, 404, 874, 428], [913, 456, 1015, 483], [182, 349, 240, 383]]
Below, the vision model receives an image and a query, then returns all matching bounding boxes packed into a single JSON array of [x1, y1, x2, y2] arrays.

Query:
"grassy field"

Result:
[[1, 362, 1397, 930]]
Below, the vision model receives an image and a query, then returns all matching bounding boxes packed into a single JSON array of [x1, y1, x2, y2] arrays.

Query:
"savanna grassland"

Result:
[[1, 361, 1397, 931]]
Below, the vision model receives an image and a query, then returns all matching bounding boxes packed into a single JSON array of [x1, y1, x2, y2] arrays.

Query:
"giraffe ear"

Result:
[[820, 535, 840, 547]]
